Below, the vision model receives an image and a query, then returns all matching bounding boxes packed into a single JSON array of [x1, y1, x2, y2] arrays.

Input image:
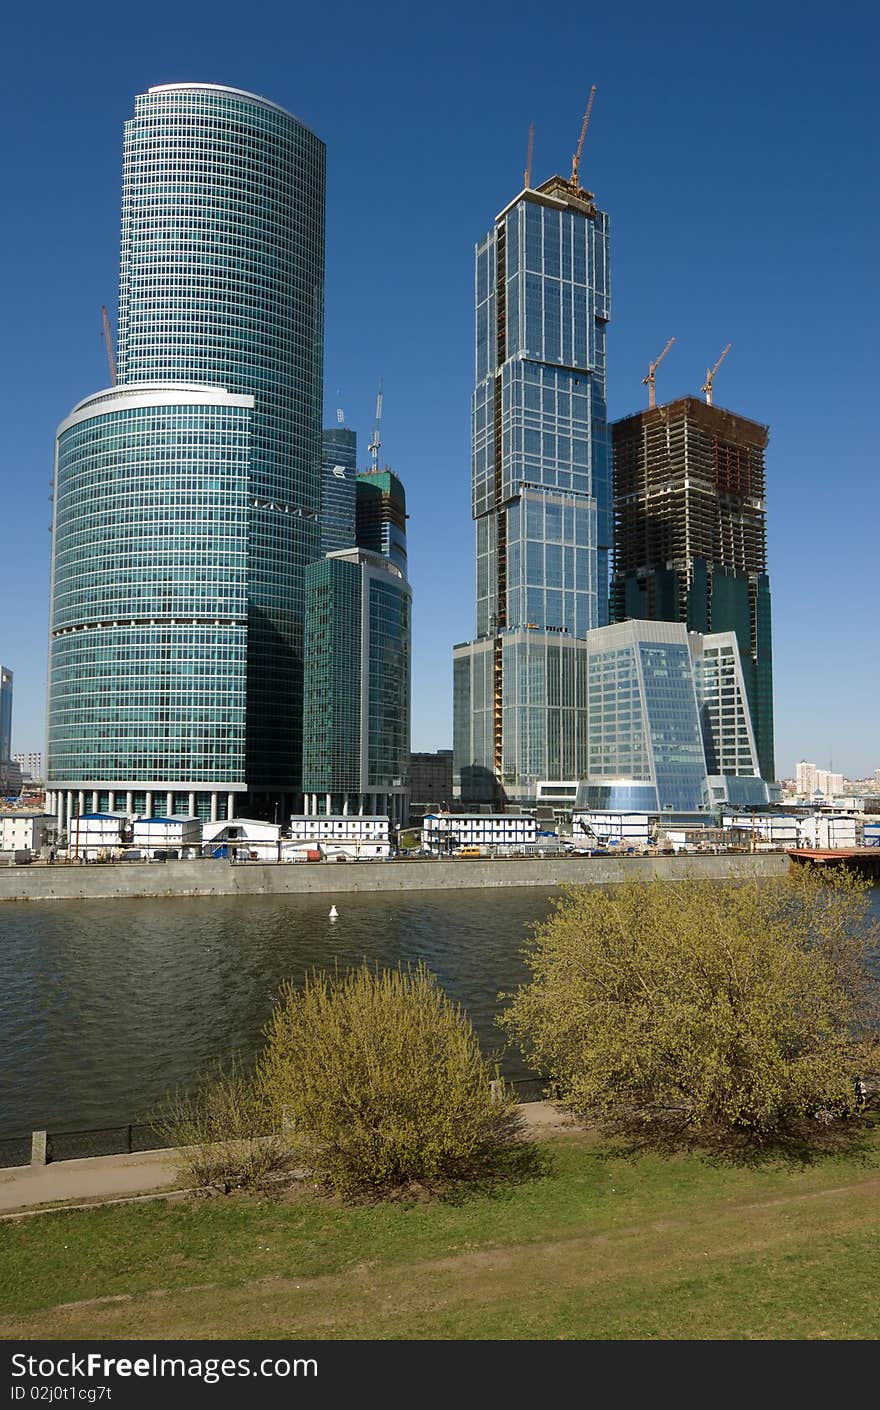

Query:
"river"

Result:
[[2, 883, 878, 1138]]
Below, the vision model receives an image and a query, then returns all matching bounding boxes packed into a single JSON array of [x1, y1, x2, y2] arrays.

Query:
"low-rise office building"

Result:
[[202, 818, 281, 860], [131, 816, 201, 858], [288, 814, 391, 860], [0, 813, 54, 853], [66, 813, 128, 858], [421, 813, 538, 852], [797, 814, 859, 850]]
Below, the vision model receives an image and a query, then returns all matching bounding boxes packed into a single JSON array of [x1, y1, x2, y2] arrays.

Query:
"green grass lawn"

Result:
[[2, 1130, 880, 1340]]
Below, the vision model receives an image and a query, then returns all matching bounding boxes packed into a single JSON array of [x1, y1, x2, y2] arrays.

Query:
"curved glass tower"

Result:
[[48, 384, 253, 821], [47, 84, 325, 827]]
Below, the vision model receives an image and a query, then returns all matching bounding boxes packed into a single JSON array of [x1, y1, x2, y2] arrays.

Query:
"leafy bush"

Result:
[[500, 868, 880, 1143], [259, 962, 522, 1194], [153, 1057, 291, 1192]]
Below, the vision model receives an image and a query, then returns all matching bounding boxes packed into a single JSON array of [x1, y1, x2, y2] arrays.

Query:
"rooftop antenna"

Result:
[[643, 336, 676, 409], [336, 388, 345, 425], [367, 378, 383, 471], [570, 85, 597, 190], [100, 306, 117, 386], [524, 121, 535, 188], [701, 343, 731, 405]]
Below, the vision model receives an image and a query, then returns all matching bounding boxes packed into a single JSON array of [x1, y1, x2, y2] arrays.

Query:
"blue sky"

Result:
[[1, 0, 877, 778]]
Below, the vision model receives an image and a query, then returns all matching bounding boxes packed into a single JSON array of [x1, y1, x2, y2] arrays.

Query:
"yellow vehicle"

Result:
[[457, 846, 483, 858]]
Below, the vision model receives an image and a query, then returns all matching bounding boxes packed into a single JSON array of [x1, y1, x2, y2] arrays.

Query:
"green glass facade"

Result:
[[302, 550, 411, 820], [117, 84, 326, 792], [48, 386, 252, 807], [47, 84, 326, 825]]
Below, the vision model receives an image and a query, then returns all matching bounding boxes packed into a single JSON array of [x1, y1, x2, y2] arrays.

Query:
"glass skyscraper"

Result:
[[0, 667, 11, 767], [302, 549, 411, 822], [611, 396, 774, 782], [46, 84, 325, 829], [320, 427, 358, 555], [454, 170, 610, 804]]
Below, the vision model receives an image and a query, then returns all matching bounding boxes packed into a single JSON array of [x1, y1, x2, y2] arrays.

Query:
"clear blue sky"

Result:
[[1, 0, 877, 778]]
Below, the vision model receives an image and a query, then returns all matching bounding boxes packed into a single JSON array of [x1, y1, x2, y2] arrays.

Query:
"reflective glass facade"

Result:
[[302, 550, 411, 819], [355, 470, 407, 576], [48, 387, 252, 796], [611, 397, 775, 782], [586, 621, 709, 815], [116, 84, 326, 790], [456, 174, 610, 804], [0, 667, 11, 765], [320, 427, 357, 554]]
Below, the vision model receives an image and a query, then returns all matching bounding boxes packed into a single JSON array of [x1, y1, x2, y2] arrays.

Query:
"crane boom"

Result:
[[701, 343, 732, 405], [368, 378, 384, 471], [642, 336, 675, 409], [100, 305, 117, 387], [570, 85, 597, 189], [524, 122, 535, 189]]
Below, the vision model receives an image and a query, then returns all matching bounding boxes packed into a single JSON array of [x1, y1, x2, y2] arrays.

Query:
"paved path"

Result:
[[0, 1102, 575, 1216]]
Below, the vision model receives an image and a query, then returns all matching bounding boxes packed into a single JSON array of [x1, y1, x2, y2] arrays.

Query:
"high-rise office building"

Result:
[[355, 469, 408, 575], [46, 84, 325, 829], [576, 620, 767, 816], [454, 167, 611, 805], [611, 396, 774, 781], [0, 667, 11, 765], [320, 427, 358, 555], [301, 548, 411, 822]]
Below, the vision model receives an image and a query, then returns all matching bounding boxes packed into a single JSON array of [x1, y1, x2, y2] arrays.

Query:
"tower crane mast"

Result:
[[701, 343, 731, 405], [368, 378, 384, 472], [100, 306, 117, 387], [642, 337, 675, 409], [570, 85, 597, 190]]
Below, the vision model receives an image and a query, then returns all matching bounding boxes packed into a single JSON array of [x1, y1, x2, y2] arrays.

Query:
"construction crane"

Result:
[[570, 85, 597, 190], [701, 343, 731, 405], [523, 122, 535, 189], [100, 306, 117, 386], [642, 336, 675, 409], [367, 378, 383, 471]]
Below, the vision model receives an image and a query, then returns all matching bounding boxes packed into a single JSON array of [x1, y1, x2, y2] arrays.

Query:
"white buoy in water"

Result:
[[329, 905, 339, 919]]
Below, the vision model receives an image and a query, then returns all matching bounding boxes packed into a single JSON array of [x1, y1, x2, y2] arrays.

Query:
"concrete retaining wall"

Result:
[[0, 852, 790, 903]]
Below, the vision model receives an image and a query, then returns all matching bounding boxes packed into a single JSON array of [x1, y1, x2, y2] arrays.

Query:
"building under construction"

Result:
[[611, 396, 774, 782]]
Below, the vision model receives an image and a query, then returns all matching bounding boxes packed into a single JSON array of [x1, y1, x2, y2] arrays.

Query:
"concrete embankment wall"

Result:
[[0, 852, 790, 903]]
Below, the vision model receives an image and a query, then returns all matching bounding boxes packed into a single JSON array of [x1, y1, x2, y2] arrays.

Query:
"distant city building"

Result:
[[301, 548, 411, 823], [611, 397, 774, 783], [355, 469, 408, 575], [453, 162, 611, 807], [46, 83, 326, 832], [796, 760, 819, 796], [320, 427, 358, 554], [408, 750, 454, 817], [794, 761, 845, 798], [12, 752, 42, 782], [0, 667, 12, 765]]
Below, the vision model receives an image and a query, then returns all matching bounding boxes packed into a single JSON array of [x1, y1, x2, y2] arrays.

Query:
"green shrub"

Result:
[[500, 868, 880, 1144], [153, 1057, 291, 1192], [259, 962, 522, 1194]]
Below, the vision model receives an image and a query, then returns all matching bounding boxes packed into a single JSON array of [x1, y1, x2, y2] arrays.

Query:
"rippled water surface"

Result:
[[2, 882, 878, 1138], [0, 888, 562, 1136]]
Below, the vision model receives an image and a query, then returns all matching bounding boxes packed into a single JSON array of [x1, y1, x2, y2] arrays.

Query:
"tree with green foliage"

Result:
[[259, 961, 522, 1193], [500, 868, 880, 1142]]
